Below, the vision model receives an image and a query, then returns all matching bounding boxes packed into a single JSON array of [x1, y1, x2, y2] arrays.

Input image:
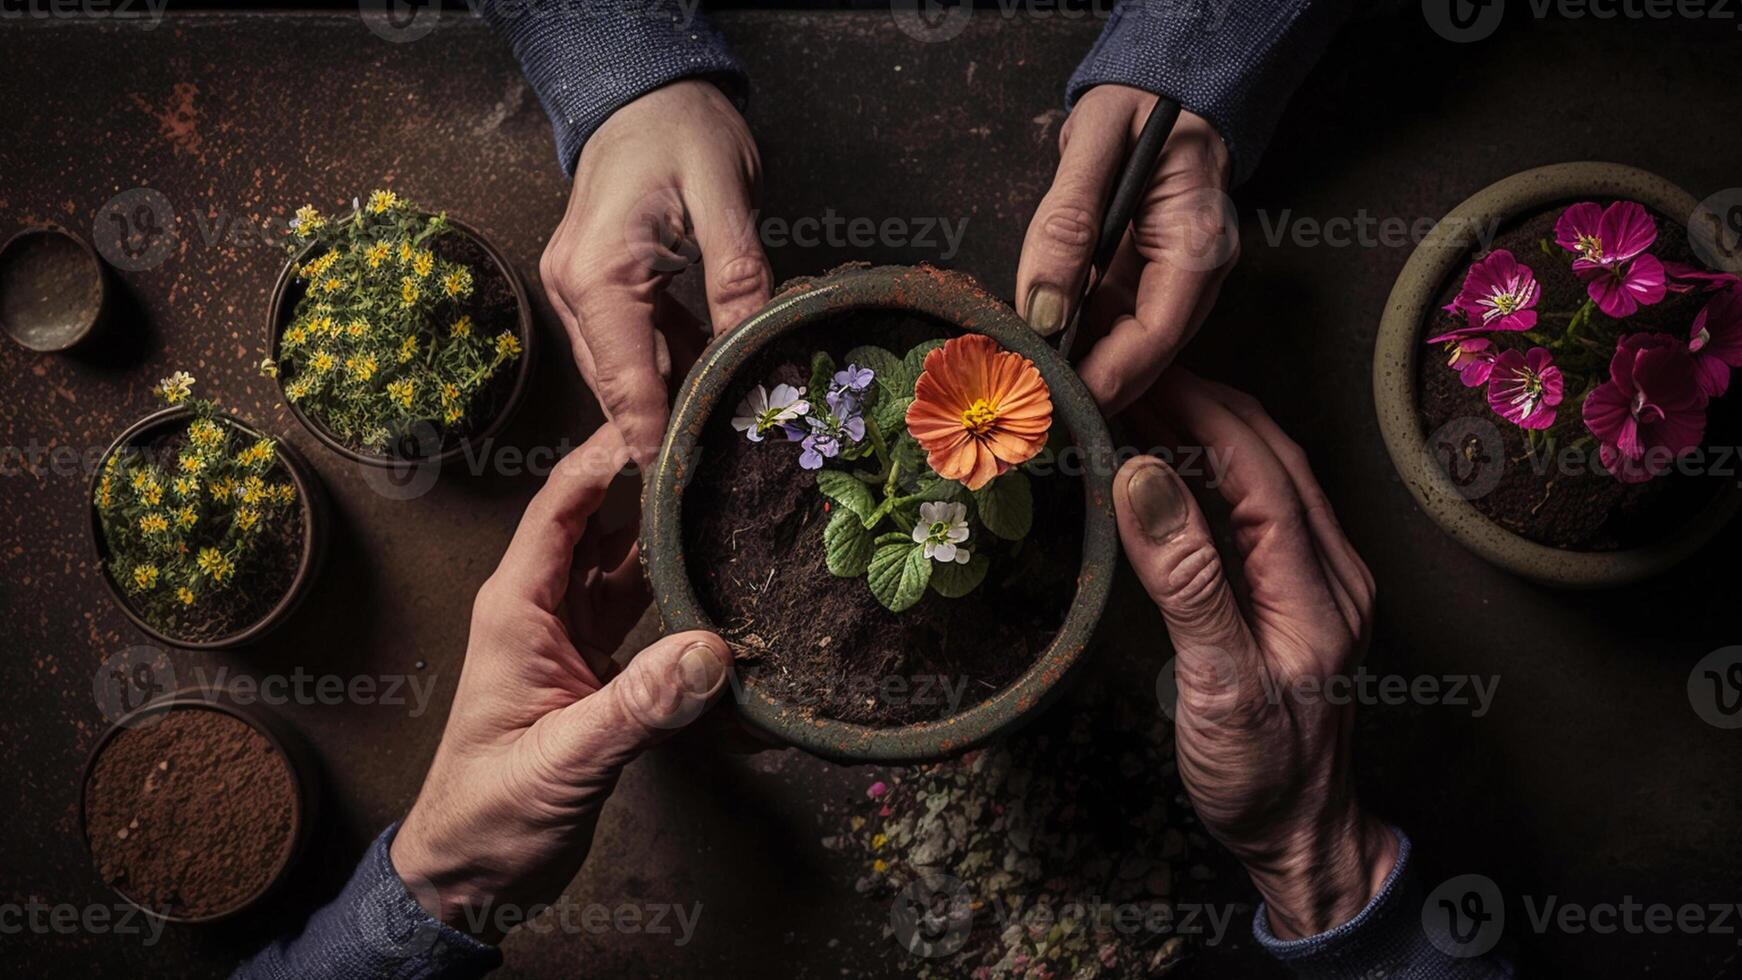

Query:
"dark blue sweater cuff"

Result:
[[480, 4, 746, 176], [1067, 0, 1349, 185], [232, 823, 502, 980], [1254, 828, 1514, 980]]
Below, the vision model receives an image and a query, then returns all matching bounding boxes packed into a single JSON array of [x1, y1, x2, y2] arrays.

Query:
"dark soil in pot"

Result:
[[275, 226, 523, 460], [98, 424, 306, 644], [1417, 203, 1737, 550], [83, 705, 300, 919], [683, 312, 1084, 727]]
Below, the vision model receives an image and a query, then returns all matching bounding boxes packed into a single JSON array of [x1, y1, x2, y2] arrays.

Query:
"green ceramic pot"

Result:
[[642, 264, 1118, 763], [1373, 162, 1742, 588]]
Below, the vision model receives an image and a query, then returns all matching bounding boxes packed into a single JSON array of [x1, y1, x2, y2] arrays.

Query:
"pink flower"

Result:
[[1554, 201, 1657, 267], [1689, 285, 1742, 397], [1664, 260, 1742, 295], [1582, 333, 1709, 483], [1486, 347, 1563, 429], [1431, 249, 1541, 340], [1555, 201, 1665, 318], [866, 781, 888, 800], [1445, 337, 1496, 387]]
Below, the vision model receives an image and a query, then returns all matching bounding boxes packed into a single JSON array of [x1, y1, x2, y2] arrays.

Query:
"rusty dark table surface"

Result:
[[4, 7, 1742, 978]]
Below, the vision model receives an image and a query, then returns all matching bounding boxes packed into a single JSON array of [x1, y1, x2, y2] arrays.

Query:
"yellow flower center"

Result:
[[961, 398, 999, 435]]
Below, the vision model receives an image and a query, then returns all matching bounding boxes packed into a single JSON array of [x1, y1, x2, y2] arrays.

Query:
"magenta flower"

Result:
[[1664, 260, 1742, 295], [1689, 285, 1742, 397], [1582, 333, 1709, 483], [1445, 337, 1496, 387], [1555, 201, 1665, 318], [1431, 250, 1541, 341], [1554, 201, 1657, 267], [1485, 347, 1563, 430]]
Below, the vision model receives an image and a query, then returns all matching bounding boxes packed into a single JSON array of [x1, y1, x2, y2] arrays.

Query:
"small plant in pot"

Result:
[[1375, 163, 1742, 587], [643, 264, 1118, 764], [262, 191, 531, 465], [91, 373, 326, 648]]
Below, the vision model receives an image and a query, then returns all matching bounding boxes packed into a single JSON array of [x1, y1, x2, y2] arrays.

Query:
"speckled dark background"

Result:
[[2, 6, 1740, 978]]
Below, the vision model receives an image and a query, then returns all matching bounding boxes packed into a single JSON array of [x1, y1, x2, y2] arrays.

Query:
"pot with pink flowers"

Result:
[[1375, 162, 1742, 588]]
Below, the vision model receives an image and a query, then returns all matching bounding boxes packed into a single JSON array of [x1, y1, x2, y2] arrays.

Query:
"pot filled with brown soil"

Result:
[[643, 264, 1118, 763], [80, 691, 315, 923], [89, 376, 327, 650], [1375, 163, 1742, 587], [263, 192, 532, 467]]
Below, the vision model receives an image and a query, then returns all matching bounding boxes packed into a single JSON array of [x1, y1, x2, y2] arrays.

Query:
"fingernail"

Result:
[[1025, 284, 1067, 337], [1129, 463, 1188, 540], [679, 641, 729, 697]]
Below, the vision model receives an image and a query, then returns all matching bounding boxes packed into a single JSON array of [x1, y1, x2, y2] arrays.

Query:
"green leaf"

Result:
[[873, 391, 912, 437], [807, 350, 837, 408], [903, 339, 947, 379], [874, 531, 914, 547], [815, 470, 878, 524], [929, 551, 989, 598], [973, 469, 1033, 540], [823, 508, 875, 577], [868, 541, 931, 613], [913, 476, 963, 503], [890, 430, 926, 481]]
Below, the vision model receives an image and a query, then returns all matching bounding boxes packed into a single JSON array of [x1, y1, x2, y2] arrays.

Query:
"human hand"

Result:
[[1017, 86, 1237, 414], [1114, 371, 1394, 939], [390, 424, 733, 939], [539, 79, 773, 469]]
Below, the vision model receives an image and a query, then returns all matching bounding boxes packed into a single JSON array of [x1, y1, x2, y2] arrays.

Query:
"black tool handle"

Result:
[[1057, 95, 1182, 362]]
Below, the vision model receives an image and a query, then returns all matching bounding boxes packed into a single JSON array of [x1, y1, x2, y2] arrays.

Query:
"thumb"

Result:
[[552, 630, 733, 777], [1115, 457, 1258, 723]]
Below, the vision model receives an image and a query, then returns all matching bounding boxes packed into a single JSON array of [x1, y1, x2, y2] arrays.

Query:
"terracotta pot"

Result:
[[265, 214, 534, 468], [1373, 162, 1742, 588], [89, 407, 329, 649], [79, 689, 319, 924], [642, 264, 1119, 763]]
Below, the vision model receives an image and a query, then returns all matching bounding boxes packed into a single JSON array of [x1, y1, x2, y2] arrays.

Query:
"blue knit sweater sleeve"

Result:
[[478, 4, 746, 176], [232, 824, 501, 980], [1254, 828, 1516, 979], [1068, 0, 1349, 185]]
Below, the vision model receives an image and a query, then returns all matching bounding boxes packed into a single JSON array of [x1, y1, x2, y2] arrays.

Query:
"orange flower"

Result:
[[906, 335, 1053, 490]]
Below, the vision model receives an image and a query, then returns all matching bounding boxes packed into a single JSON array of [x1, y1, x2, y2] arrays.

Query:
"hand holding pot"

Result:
[[391, 424, 733, 939], [1018, 86, 1238, 414], [539, 79, 773, 469], [1114, 371, 1394, 939]]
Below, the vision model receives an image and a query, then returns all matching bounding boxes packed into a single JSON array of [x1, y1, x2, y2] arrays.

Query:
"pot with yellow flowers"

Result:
[[90, 373, 328, 649], [263, 191, 532, 467], [642, 264, 1118, 763]]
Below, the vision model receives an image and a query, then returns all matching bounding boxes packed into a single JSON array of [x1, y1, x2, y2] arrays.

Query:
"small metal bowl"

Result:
[[79, 689, 319, 925], [0, 225, 107, 353]]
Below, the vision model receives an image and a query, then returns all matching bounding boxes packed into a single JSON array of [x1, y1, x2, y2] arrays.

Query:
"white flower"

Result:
[[730, 383, 810, 443], [913, 500, 971, 564], [156, 371, 195, 404]]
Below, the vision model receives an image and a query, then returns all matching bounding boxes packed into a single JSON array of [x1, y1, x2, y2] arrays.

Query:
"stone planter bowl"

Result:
[[642, 264, 1119, 763], [1374, 162, 1742, 588]]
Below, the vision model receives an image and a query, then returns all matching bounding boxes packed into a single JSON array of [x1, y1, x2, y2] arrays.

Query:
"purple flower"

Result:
[[832, 363, 875, 394], [1664, 260, 1742, 295], [1486, 347, 1563, 430], [1689, 285, 1742, 397], [796, 392, 867, 469], [1431, 249, 1541, 341], [1446, 337, 1497, 388], [1556, 201, 1666, 318]]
